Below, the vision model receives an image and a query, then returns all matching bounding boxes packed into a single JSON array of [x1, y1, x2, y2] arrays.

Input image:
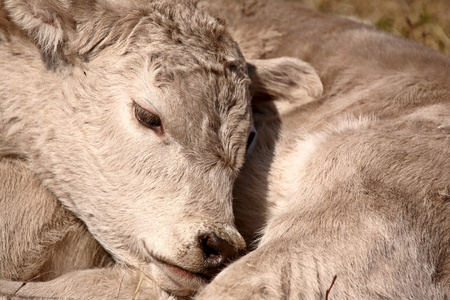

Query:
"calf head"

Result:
[[3, 0, 251, 295], [2, 0, 321, 295]]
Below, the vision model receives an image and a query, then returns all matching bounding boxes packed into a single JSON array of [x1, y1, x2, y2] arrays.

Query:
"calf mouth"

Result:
[[152, 256, 211, 292]]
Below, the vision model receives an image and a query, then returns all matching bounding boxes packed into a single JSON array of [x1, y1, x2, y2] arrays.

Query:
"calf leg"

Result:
[[0, 157, 112, 281], [0, 267, 176, 300]]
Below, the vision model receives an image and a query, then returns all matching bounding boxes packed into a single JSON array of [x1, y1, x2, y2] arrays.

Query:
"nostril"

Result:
[[204, 237, 221, 260], [199, 233, 236, 270]]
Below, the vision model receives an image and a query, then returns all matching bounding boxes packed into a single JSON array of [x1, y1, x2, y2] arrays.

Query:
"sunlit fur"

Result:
[[0, 0, 252, 297], [2, 0, 450, 299], [197, 0, 450, 299]]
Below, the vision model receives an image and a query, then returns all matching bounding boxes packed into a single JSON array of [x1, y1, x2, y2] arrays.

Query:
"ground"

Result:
[[290, 0, 450, 55]]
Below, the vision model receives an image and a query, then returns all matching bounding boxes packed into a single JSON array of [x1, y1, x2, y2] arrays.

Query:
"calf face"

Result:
[[1, 0, 250, 294]]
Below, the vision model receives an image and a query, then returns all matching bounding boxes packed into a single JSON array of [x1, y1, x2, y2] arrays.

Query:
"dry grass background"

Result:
[[289, 0, 450, 55]]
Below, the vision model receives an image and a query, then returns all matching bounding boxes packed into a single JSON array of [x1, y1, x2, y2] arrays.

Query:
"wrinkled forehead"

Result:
[[158, 56, 251, 138], [123, 4, 252, 170], [126, 0, 251, 115], [138, 51, 252, 170]]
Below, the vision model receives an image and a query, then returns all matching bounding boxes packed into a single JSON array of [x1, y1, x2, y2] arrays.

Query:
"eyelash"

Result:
[[134, 102, 163, 136]]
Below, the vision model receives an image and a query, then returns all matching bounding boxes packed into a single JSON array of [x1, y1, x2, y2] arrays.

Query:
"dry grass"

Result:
[[288, 0, 450, 55]]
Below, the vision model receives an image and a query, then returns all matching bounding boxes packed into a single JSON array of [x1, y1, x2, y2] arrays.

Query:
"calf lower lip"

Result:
[[154, 257, 211, 283]]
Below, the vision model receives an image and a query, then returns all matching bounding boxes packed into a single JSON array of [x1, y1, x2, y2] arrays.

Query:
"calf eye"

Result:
[[134, 102, 163, 135], [246, 125, 258, 155]]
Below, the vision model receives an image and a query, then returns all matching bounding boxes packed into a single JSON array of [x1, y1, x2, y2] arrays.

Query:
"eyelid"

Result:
[[134, 101, 159, 118], [133, 101, 164, 136], [133, 100, 159, 116]]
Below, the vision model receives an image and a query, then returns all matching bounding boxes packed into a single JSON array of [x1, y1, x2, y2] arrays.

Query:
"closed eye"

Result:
[[246, 125, 258, 155], [134, 102, 163, 136]]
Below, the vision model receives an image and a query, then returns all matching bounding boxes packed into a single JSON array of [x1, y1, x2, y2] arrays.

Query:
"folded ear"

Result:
[[3, 0, 128, 69], [3, 0, 75, 67], [247, 57, 323, 105]]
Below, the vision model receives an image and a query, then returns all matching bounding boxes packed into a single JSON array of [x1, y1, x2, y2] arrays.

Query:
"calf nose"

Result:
[[199, 233, 237, 271]]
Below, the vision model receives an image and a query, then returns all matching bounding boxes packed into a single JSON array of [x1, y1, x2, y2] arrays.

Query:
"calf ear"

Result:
[[3, 0, 75, 68], [247, 57, 323, 105], [4, 0, 139, 69]]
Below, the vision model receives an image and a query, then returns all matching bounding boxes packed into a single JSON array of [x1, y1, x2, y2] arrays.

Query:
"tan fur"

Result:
[[0, 158, 113, 281], [0, 0, 254, 297], [196, 0, 450, 299], [2, 0, 450, 299], [0, 0, 318, 298]]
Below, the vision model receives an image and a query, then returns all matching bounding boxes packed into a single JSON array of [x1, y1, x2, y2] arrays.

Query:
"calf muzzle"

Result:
[[199, 232, 239, 276]]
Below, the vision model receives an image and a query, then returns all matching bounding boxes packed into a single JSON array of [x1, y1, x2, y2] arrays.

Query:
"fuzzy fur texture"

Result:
[[0, 0, 254, 297], [197, 0, 450, 299], [2, 0, 450, 299], [0, 0, 320, 298]]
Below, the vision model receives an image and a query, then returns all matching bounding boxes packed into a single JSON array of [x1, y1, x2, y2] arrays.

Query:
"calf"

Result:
[[0, 0, 251, 297], [197, 0, 450, 298], [0, 0, 316, 298]]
